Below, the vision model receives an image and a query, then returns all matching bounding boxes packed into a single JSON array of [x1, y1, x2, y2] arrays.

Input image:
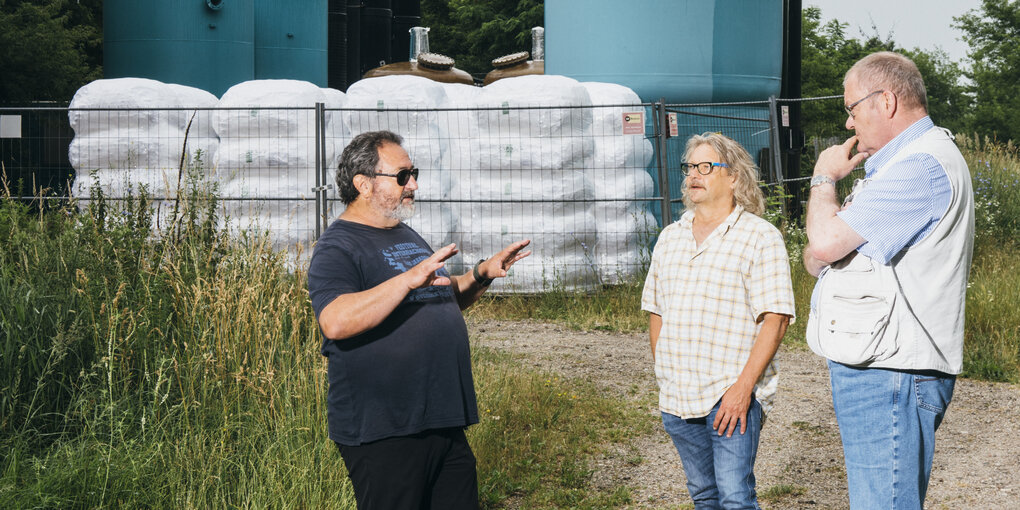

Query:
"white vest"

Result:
[[808, 127, 974, 374]]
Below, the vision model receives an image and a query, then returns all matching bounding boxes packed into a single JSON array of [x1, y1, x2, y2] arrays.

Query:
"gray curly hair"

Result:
[[681, 132, 765, 216]]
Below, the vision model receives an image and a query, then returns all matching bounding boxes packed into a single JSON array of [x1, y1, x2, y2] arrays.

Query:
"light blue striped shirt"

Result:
[[837, 117, 952, 264]]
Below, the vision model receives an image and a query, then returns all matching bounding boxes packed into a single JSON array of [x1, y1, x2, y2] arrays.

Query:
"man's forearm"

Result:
[[734, 313, 789, 393], [317, 273, 414, 340], [648, 313, 662, 361], [805, 182, 848, 262], [451, 272, 489, 310], [803, 244, 829, 277]]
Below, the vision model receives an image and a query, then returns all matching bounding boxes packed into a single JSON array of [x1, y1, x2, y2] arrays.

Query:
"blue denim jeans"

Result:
[[828, 360, 955, 510], [661, 398, 763, 510]]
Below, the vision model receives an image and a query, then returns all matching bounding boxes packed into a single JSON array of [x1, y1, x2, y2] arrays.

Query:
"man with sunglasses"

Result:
[[307, 130, 531, 509], [804, 52, 974, 509], [642, 132, 795, 509]]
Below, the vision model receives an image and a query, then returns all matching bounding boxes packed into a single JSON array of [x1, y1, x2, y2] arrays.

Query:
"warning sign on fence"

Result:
[[622, 111, 644, 135]]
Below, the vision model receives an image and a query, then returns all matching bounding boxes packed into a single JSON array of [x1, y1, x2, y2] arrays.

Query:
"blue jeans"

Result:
[[828, 360, 955, 510], [661, 398, 763, 510]]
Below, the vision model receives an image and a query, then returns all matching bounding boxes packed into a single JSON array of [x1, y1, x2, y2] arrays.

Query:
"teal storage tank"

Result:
[[254, 0, 328, 84], [545, 0, 783, 103], [104, 0, 254, 97]]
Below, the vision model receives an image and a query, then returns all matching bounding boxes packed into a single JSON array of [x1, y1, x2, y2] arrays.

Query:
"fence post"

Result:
[[654, 100, 673, 224], [318, 102, 329, 235], [314, 102, 325, 240], [767, 95, 787, 216], [767, 95, 785, 187]]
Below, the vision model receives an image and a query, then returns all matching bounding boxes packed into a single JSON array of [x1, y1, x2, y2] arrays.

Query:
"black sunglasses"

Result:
[[375, 167, 419, 186]]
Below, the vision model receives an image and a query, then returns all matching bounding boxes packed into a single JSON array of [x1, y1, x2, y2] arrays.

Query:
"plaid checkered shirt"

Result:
[[641, 205, 796, 419]]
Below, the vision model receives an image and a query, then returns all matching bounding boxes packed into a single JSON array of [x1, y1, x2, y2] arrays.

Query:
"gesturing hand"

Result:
[[814, 135, 869, 182], [478, 239, 532, 280], [405, 243, 458, 290]]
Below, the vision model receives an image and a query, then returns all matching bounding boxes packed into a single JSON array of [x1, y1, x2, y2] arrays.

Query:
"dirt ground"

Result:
[[467, 319, 1020, 509]]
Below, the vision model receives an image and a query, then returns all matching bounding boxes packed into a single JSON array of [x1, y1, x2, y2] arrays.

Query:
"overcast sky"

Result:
[[805, 0, 983, 64]]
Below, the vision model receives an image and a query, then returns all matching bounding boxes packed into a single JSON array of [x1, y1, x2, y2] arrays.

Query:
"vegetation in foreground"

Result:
[[0, 178, 652, 508]]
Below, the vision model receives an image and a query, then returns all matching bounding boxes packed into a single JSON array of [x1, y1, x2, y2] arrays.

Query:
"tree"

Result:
[[955, 0, 1020, 143], [0, 0, 103, 103], [421, 0, 543, 78]]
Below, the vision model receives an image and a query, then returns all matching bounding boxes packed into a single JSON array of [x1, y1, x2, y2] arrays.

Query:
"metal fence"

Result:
[[0, 96, 850, 291]]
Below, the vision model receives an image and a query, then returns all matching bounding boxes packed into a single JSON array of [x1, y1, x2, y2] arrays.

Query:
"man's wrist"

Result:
[[472, 259, 494, 287], [810, 175, 836, 189]]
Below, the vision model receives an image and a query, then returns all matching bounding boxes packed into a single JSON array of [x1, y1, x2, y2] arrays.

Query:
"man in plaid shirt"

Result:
[[642, 132, 795, 509]]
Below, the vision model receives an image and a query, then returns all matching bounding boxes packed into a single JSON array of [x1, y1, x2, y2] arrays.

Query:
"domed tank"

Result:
[[103, 0, 255, 97], [483, 27, 545, 85], [254, 0, 328, 84], [363, 52, 473, 85], [483, 52, 545, 85], [545, 0, 783, 103]]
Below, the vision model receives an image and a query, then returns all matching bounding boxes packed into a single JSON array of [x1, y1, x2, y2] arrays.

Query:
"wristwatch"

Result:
[[472, 259, 494, 287], [810, 175, 835, 188]]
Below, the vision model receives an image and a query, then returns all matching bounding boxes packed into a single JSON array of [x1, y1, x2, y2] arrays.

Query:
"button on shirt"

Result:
[[642, 206, 796, 419]]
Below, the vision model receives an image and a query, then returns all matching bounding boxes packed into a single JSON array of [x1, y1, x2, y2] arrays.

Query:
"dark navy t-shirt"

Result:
[[307, 219, 478, 446]]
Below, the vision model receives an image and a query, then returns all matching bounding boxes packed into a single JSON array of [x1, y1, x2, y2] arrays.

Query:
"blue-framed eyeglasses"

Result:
[[375, 167, 419, 186], [680, 161, 728, 176], [844, 90, 884, 118]]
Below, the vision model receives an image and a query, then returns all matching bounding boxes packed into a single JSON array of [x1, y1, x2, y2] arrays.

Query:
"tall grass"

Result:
[[0, 175, 654, 507], [0, 178, 355, 507], [957, 135, 1020, 382]]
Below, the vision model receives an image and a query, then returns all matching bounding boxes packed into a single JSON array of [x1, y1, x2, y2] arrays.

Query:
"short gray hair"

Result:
[[336, 130, 404, 205], [845, 51, 928, 112]]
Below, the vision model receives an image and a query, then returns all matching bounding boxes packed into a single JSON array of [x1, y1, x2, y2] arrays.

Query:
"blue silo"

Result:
[[103, 0, 255, 97], [545, 0, 784, 103], [104, 0, 329, 96], [254, 0, 328, 83]]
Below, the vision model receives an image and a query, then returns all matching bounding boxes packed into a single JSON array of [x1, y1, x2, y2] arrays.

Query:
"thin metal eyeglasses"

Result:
[[375, 167, 419, 186], [680, 161, 728, 176], [844, 90, 884, 118]]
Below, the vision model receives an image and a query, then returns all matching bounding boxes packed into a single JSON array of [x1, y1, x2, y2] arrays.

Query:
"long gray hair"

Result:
[[681, 132, 765, 216]]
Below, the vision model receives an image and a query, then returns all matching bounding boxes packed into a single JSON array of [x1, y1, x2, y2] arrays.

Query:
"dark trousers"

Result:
[[336, 427, 480, 510]]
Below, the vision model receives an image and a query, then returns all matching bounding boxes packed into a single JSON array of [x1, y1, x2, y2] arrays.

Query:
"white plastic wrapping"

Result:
[[474, 75, 593, 138], [342, 75, 448, 138], [581, 82, 658, 284], [167, 83, 220, 167], [214, 79, 325, 139], [66, 76, 658, 287]]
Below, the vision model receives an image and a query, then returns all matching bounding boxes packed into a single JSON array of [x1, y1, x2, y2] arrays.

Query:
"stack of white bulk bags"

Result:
[[68, 78, 188, 227], [214, 79, 325, 255], [343, 75, 454, 263], [581, 82, 657, 284], [438, 82, 484, 274], [452, 75, 597, 291], [166, 83, 220, 171]]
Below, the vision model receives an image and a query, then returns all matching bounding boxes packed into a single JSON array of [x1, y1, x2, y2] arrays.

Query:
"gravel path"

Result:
[[468, 319, 1020, 509]]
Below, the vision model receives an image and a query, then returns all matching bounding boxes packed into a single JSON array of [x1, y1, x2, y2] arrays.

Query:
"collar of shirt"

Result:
[[863, 116, 934, 178], [679, 205, 745, 255]]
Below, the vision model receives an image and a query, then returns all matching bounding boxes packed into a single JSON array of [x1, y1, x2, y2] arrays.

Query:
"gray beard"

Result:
[[387, 202, 415, 221]]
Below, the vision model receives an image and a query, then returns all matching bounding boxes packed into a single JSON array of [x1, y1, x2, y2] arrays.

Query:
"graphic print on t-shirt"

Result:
[[382, 242, 451, 302]]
